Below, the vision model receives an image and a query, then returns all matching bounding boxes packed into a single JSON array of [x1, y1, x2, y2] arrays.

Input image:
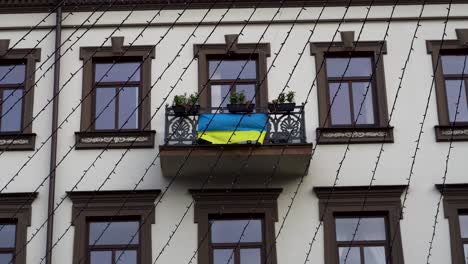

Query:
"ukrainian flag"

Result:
[[197, 113, 268, 144]]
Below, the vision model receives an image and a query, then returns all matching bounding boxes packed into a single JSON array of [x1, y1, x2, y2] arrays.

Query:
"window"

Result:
[[0, 192, 37, 264], [208, 58, 258, 109], [190, 189, 281, 264], [195, 34, 270, 111], [0, 45, 40, 150], [436, 184, 468, 264], [460, 214, 468, 263], [311, 31, 393, 144], [334, 216, 389, 264], [88, 220, 139, 264], [209, 218, 264, 264], [76, 37, 155, 149], [325, 56, 377, 126], [314, 185, 405, 264], [68, 190, 160, 264], [0, 222, 16, 263], [0, 64, 25, 132], [440, 55, 468, 124], [93, 62, 141, 131], [427, 29, 468, 141]]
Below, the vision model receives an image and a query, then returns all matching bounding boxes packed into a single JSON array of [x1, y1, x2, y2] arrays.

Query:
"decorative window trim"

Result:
[[427, 29, 468, 141], [0, 192, 37, 264], [313, 185, 406, 264], [194, 34, 271, 111], [0, 40, 40, 150], [190, 189, 281, 264], [68, 190, 160, 264], [77, 37, 156, 149], [436, 184, 468, 264], [310, 32, 393, 144]]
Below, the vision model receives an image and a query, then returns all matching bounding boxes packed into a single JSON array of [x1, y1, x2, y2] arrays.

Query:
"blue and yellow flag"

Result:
[[197, 113, 268, 144]]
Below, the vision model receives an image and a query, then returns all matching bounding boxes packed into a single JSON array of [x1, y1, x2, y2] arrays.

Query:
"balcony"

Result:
[[159, 105, 312, 182]]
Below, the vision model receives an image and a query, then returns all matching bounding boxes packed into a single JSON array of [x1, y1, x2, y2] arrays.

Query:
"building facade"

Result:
[[0, 0, 467, 264]]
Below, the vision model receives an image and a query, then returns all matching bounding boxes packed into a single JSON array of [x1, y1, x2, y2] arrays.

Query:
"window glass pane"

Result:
[[441, 55, 468, 75], [209, 60, 257, 80], [329, 82, 351, 125], [89, 221, 139, 245], [326, 57, 372, 77], [213, 249, 234, 264], [210, 219, 262, 243], [336, 217, 386, 241], [445, 80, 468, 123], [95, 88, 116, 130], [0, 224, 16, 247], [90, 251, 112, 264], [460, 215, 468, 238], [118, 87, 139, 129], [95, 62, 141, 82], [1, 89, 23, 132], [211, 85, 230, 109], [338, 247, 360, 264], [240, 248, 261, 264], [236, 84, 256, 104], [464, 244, 468, 264], [351, 82, 375, 125], [364, 246, 386, 264], [0, 254, 13, 264], [115, 250, 137, 264], [0, 65, 25, 84]]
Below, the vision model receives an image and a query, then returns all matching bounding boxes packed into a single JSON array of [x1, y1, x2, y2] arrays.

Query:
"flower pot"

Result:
[[187, 105, 200, 115], [268, 103, 296, 113], [172, 105, 200, 116], [227, 104, 255, 113]]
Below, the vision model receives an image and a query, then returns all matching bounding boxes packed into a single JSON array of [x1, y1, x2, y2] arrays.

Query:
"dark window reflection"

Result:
[[0, 63, 26, 133]]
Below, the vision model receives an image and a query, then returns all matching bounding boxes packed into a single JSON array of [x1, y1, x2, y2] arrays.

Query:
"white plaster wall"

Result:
[[1, 3, 467, 264]]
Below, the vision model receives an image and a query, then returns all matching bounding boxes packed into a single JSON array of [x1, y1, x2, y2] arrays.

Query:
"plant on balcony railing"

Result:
[[268, 90, 296, 113], [164, 104, 306, 145], [227, 91, 254, 113], [172, 93, 200, 116]]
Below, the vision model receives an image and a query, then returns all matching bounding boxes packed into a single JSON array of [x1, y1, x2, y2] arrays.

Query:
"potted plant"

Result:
[[268, 91, 296, 113], [172, 93, 200, 116], [227, 91, 255, 113], [187, 93, 201, 114]]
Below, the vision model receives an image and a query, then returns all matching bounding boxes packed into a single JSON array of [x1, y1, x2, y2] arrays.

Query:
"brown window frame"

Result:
[[76, 37, 155, 149], [313, 185, 406, 264], [194, 35, 271, 111], [310, 32, 393, 144], [436, 184, 468, 264], [427, 29, 468, 141], [68, 190, 160, 264], [0, 192, 37, 264], [190, 189, 281, 264], [86, 217, 141, 264], [0, 42, 40, 150]]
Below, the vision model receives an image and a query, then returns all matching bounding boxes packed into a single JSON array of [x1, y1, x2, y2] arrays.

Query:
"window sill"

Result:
[[0, 133, 36, 150], [435, 125, 468, 142], [316, 127, 394, 144], [75, 130, 155, 149]]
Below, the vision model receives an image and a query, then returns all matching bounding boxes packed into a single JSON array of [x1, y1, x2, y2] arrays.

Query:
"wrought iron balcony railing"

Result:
[[163, 105, 307, 146]]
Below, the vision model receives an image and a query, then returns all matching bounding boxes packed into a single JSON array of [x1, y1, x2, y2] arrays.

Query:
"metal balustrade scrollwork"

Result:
[[164, 105, 306, 145]]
